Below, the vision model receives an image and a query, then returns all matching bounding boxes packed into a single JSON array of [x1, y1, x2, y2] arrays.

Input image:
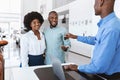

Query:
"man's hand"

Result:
[[61, 45, 69, 51], [65, 33, 77, 39], [64, 64, 78, 71]]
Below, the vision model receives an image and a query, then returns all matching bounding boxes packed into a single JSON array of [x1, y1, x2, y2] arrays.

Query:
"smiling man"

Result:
[[43, 11, 71, 65]]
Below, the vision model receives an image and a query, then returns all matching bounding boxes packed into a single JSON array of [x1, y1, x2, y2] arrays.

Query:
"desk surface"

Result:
[[12, 63, 72, 80], [12, 63, 105, 80]]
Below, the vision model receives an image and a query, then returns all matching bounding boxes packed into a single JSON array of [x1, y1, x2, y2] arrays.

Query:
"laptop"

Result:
[[51, 55, 74, 80], [34, 54, 87, 80], [34, 54, 105, 80]]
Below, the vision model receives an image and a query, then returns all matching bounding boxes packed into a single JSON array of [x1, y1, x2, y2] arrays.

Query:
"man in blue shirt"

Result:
[[65, 0, 120, 79], [43, 11, 71, 64]]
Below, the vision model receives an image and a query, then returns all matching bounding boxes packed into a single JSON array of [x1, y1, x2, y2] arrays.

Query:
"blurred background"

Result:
[[0, 0, 120, 80]]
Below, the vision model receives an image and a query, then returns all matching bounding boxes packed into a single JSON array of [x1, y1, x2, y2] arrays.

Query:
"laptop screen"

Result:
[[50, 54, 66, 80]]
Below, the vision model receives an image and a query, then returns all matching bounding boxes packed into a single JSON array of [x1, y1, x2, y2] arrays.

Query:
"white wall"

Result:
[[22, 0, 39, 15], [69, 0, 95, 57], [69, 0, 97, 36], [38, 0, 53, 19], [114, 0, 120, 18], [21, 0, 39, 27]]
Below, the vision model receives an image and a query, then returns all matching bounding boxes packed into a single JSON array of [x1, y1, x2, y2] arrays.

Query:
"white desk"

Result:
[[12, 63, 73, 80]]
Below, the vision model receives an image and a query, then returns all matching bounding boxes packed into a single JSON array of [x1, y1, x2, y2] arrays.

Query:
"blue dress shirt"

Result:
[[77, 12, 120, 75]]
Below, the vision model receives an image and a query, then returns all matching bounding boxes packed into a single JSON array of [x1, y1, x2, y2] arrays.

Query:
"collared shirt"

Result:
[[43, 26, 71, 64], [20, 30, 46, 67], [77, 12, 120, 75]]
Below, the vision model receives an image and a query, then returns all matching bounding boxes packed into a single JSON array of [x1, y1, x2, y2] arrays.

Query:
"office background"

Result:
[[0, 0, 120, 80]]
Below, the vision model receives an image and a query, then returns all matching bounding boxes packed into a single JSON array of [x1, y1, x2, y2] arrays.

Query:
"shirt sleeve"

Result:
[[41, 32, 46, 53], [77, 36, 96, 45], [78, 30, 119, 74], [62, 28, 71, 50], [20, 35, 29, 67]]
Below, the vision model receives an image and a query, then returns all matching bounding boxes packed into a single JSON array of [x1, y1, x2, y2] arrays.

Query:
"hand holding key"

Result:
[[64, 33, 78, 39]]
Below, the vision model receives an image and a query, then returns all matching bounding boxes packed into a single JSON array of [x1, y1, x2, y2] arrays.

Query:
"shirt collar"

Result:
[[29, 30, 33, 34], [49, 25, 58, 29], [29, 30, 43, 37], [97, 12, 115, 27]]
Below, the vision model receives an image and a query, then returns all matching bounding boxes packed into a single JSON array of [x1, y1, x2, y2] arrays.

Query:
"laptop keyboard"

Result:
[[65, 72, 75, 80], [65, 71, 87, 80]]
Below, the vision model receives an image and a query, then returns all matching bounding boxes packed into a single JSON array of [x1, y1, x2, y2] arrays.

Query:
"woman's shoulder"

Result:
[[21, 31, 31, 40], [23, 31, 30, 36]]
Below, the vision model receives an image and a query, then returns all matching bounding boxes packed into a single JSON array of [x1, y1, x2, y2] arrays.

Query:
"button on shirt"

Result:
[[77, 12, 120, 75], [20, 30, 46, 67]]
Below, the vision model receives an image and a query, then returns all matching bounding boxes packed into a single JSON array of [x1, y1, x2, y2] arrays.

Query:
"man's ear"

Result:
[[100, 0, 104, 7]]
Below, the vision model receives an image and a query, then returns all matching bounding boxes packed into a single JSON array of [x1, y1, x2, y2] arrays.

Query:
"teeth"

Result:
[[52, 22, 56, 25]]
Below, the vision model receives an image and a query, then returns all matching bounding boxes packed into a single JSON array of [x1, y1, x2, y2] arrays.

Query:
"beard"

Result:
[[50, 21, 58, 28]]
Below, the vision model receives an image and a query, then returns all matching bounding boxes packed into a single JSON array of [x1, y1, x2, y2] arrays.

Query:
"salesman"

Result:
[[65, 0, 120, 79]]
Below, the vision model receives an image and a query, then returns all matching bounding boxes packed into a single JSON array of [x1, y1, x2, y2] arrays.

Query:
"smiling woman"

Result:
[[20, 11, 46, 67]]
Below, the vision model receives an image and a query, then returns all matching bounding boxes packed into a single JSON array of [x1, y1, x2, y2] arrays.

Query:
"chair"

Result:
[[0, 40, 8, 80], [0, 53, 4, 80]]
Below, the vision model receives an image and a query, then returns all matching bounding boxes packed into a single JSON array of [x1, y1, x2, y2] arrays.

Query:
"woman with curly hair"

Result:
[[20, 11, 46, 67]]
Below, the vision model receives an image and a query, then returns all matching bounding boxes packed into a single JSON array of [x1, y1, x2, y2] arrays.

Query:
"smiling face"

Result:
[[30, 19, 42, 31], [48, 12, 58, 28]]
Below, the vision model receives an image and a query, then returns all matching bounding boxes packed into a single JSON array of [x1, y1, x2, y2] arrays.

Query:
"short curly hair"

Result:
[[23, 11, 44, 31]]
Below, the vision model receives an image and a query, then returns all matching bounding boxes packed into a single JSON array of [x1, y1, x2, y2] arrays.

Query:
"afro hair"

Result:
[[23, 11, 44, 31]]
